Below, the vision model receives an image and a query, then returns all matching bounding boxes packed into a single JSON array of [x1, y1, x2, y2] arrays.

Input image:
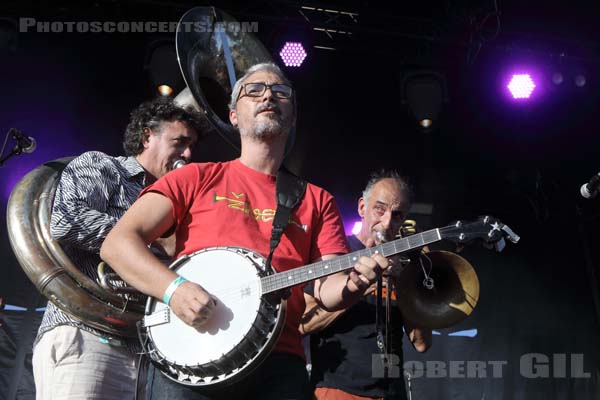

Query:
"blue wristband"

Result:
[[163, 276, 187, 306]]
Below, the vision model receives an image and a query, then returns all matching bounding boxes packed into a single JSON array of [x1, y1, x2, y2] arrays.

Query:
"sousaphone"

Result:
[[175, 6, 295, 154], [6, 158, 144, 337], [5, 6, 290, 339]]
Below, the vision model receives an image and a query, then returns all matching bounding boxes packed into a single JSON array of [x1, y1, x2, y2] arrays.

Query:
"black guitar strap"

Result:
[[263, 166, 307, 276]]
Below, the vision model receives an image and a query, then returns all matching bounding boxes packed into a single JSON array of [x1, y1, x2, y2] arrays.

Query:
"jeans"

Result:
[[146, 352, 311, 400]]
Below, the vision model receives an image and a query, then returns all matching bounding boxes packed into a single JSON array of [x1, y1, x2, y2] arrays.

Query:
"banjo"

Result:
[[140, 216, 519, 387]]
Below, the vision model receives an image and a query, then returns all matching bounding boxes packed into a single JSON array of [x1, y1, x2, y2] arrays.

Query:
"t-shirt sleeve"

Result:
[[139, 164, 200, 227], [309, 187, 351, 262]]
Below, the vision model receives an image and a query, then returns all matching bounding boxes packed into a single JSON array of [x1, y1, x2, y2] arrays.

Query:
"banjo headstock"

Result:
[[440, 216, 520, 252]]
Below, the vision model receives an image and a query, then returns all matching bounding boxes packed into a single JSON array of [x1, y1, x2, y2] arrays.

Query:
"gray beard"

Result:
[[243, 116, 289, 139], [254, 119, 283, 138]]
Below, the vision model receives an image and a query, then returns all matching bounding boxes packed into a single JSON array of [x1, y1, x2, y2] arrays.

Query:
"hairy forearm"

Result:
[[302, 276, 381, 334], [300, 293, 347, 335], [315, 272, 364, 311], [302, 311, 344, 335], [100, 230, 177, 300]]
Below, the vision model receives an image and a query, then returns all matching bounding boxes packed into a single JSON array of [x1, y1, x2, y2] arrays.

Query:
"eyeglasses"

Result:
[[238, 82, 294, 100]]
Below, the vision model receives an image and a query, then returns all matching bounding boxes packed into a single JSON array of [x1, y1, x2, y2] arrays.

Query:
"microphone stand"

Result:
[[0, 128, 27, 167], [576, 205, 600, 327]]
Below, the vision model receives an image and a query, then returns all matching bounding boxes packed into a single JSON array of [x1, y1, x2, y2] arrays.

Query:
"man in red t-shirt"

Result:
[[101, 62, 390, 400]]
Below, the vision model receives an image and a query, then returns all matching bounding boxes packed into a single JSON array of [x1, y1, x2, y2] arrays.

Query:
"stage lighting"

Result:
[[552, 72, 563, 85], [158, 85, 174, 97], [351, 221, 362, 235], [420, 119, 433, 128], [574, 74, 586, 87], [401, 72, 446, 132], [279, 42, 307, 67], [507, 74, 536, 99], [145, 41, 184, 97]]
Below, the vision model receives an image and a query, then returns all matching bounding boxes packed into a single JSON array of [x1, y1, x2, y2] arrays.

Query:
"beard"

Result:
[[251, 114, 287, 138], [238, 101, 292, 139]]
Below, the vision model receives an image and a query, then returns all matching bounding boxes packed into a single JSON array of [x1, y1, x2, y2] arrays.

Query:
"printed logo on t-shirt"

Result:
[[213, 191, 307, 232], [368, 286, 397, 301]]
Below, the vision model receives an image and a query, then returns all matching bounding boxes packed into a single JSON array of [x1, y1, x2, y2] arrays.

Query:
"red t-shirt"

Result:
[[141, 159, 350, 359]]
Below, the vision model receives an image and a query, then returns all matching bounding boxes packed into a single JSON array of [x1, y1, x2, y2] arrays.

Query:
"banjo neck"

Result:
[[260, 228, 442, 294]]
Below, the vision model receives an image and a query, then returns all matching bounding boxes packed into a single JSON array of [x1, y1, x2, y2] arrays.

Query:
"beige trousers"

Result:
[[32, 325, 140, 400]]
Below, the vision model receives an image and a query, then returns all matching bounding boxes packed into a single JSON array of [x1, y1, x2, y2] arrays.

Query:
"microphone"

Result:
[[580, 172, 600, 199], [11, 129, 37, 154], [172, 159, 187, 170]]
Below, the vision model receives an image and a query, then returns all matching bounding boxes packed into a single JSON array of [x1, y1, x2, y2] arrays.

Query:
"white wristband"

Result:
[[163, 276, 187, 305]]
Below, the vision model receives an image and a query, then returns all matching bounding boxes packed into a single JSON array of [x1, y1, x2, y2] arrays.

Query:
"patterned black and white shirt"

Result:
[[36, 151, 148, 346]]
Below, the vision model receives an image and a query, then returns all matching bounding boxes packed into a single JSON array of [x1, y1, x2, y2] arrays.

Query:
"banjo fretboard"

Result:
[[260, 228, 441, 294]]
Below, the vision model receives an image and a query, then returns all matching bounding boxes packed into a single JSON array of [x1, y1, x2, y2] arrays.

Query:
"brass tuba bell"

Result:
[[391, 220, 480, 329], [394, 250, 480, 329], [175, 7, 274, 151]]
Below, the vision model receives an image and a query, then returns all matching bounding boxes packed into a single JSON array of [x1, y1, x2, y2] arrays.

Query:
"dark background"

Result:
[[1, 1, 600, 399]]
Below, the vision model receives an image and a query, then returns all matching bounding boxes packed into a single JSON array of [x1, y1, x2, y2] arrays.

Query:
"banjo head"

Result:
[[142, 247, 286, 387]]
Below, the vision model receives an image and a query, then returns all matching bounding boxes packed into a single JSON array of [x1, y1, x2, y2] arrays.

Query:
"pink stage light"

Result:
[[279, 42, 307, 67], [351, 221, 362, 235], [507, 74, 536, 99]]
